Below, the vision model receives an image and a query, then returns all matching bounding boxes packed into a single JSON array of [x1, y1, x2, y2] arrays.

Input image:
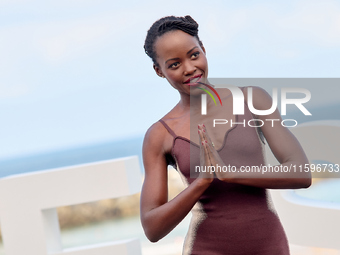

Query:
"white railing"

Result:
[[0, 156, 142, 255], [267, 121, 340, 250]]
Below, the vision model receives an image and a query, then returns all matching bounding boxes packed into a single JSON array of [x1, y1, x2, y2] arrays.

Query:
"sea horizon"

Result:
[[1, 102, 339, 178]]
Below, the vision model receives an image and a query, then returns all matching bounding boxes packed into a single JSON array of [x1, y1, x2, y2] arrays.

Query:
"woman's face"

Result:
[[153, 30, 208, 96]]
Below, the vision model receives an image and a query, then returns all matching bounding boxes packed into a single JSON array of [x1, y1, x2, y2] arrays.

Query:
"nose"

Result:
[[183, 60, 196, 76]]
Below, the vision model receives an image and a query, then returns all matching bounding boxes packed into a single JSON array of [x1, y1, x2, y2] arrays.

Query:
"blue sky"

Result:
[[0, 0, 339, 160]]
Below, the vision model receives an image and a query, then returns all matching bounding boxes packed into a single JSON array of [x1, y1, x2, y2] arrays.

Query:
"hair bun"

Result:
[[184, 15, 196, 24], [144, 15, 203, 66]]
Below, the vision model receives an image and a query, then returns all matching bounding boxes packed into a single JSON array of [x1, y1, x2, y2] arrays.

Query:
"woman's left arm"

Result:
[[219, 86, 312, 189]]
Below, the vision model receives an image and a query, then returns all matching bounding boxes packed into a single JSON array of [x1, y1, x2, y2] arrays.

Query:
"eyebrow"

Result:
[[165, 46, 199, 64]]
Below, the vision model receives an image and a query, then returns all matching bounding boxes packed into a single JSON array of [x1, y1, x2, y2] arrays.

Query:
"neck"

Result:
[[177, 91, 203, 114]]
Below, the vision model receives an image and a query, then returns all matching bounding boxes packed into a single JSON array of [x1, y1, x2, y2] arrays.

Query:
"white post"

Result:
[[0, 156, 142, 255]]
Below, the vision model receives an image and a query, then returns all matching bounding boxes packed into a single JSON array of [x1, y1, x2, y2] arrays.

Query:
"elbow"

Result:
[[147, 235, 161, 243], [144, 228, 162, 243], [293, 172, 312, 189], [299, 166, 312, 189], [141, 216, 162, 243], [291, 160, 312, 189], [299, 177, 312, 189]]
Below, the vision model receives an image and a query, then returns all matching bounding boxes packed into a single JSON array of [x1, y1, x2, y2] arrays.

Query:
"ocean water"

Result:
[[0, 135, 144, 178]]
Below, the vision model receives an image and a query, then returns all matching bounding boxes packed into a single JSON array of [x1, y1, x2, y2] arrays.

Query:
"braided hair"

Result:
[[144, 15, 203, 67]]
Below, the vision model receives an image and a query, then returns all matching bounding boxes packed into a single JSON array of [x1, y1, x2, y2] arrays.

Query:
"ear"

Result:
[[201, 45, 206, 54], [153, 64, 164, 78]]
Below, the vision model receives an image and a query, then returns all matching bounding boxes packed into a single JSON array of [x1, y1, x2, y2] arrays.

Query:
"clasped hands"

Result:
[[197, 124, 231, 182]]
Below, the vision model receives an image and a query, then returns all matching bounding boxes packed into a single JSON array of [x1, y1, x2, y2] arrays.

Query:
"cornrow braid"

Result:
[[144, 15, 203, 67]]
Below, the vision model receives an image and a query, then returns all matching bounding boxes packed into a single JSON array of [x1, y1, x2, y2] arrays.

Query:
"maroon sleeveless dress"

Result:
[[159, 96, 290, 255]]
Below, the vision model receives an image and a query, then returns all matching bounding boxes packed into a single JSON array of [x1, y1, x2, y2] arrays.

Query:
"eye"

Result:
[[168, 62, 180, 69], [191, 51, 200, 59]]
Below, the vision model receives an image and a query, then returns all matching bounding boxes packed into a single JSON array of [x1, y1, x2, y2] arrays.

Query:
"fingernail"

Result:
[[201, 141, 205, 145], [203, 124, 206, 127], [203, 129, 205, 133], [205, 140, 208, 143]]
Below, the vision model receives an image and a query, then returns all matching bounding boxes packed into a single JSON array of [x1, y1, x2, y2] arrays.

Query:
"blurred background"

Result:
[[0, 0, 339, 254]]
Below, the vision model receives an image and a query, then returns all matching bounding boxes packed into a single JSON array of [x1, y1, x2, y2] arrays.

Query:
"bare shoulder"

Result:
[[143, 121, 167, 153], [242, 86, 274, 112], [143, 105, 181, 156]]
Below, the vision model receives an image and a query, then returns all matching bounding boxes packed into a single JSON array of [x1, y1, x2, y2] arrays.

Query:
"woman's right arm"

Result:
[[140, 122, 212, 242]]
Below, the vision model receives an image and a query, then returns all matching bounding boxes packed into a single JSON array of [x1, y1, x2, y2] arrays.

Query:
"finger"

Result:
[[200, 125, 225, 169], [199, 124, 210, 148], [201, 125, 215, 148], [198, 128, 207, 156], [200, 126, 218, 158], [201, 138, 210, 164], [199, 130, 211, 166], [198, 124, 205, 143], [200, 145, 215, 179], [198, 124, 216, 178], [199, 140, 214, 179], [198, 125, 212, 156]]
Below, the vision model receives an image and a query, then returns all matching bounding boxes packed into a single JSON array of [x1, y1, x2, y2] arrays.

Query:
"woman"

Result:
[[140, 15, 311, 255]]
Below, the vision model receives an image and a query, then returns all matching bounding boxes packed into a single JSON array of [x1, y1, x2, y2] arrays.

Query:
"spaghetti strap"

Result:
[[159, 119, 177, 138]]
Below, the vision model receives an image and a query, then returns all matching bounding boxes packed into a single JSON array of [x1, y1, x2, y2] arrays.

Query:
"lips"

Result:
[[184, 74, 203, 85]]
